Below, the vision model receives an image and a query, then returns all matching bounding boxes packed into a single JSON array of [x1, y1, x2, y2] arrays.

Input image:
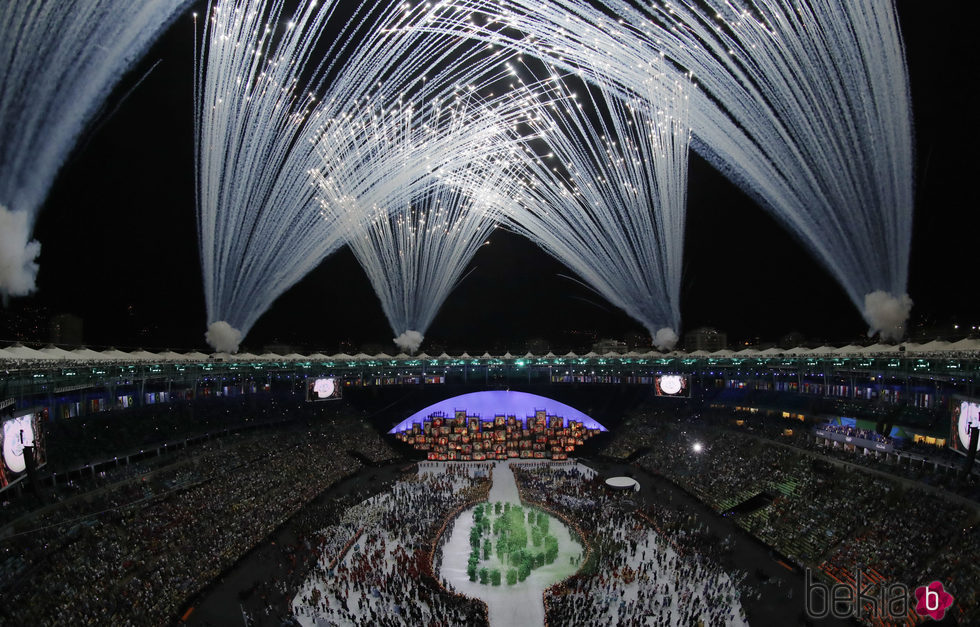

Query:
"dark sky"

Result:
[[7, 0, 979, 353]]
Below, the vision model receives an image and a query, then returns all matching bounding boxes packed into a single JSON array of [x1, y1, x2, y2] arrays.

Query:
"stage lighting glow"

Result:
[[389, 390, 607, 433]]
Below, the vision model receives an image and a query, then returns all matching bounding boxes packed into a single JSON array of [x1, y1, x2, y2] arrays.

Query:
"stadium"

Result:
[[1, 1, 977, 626], [2, 346, 978, 625]]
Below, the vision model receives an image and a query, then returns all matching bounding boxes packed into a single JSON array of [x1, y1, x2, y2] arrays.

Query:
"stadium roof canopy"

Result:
[[1, 340, 979, 367]]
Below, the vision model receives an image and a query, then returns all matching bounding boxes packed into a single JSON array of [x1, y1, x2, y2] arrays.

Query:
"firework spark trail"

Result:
[[421, 0, 914, 340], [351, 172, 501, 355], [312, 93, 535, 354], [194, 0, 362, 353], [196, 0, 528, 352], [498, 68, 691, 350], [633, 0, 915, 340], [0, 0, 190, 298]]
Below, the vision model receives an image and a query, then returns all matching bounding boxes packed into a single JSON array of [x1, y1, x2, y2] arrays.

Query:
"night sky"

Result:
[[5, 0, 978, 353]]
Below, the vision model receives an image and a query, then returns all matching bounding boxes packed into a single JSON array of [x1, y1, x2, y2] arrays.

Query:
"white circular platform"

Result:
[[605, 476, 639, 491]]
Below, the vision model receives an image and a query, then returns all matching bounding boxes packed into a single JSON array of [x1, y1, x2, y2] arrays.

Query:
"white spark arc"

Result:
[[195, 0, 348, 351], [422, 0, 915, 340], [195, 0, 526, 351], [502, 73, 691, 350], [312, 94, 533, 354], [0, 0, 189, 298]]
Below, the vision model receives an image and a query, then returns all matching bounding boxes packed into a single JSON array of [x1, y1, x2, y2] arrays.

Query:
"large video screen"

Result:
[[655, 374, 689, 397], [951, 398, 980, 454], [1, 409, 47, 489], [306, 377, 342, 402], [394, 409, 600, 461]]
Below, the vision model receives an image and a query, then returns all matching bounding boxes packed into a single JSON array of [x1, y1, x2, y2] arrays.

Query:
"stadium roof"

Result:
[[1, 340, 978, 366]]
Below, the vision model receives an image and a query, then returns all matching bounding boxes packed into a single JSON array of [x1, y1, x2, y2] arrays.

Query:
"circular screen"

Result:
[[313, 378, 336, 399], [3, 415, 35, 474], [659, 375, 683, 395], [958, 401, 980, 451]]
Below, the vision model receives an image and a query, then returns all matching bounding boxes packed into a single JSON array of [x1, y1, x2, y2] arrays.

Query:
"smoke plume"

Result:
[[205, 320, 243, 354], [394, 330, 424, 354], [863, 291, 912, 341], [653, 327, 679, 351], [0, 205, 41, 300]]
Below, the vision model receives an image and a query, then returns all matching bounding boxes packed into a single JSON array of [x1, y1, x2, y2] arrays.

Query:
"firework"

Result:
[[0, 0, 189, 298], [422, 0, 915, 339]]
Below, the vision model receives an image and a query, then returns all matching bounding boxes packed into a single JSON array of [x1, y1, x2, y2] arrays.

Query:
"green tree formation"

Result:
[[468, 501, 560, 586]]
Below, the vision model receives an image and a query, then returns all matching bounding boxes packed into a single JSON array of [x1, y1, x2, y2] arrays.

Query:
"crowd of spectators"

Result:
[[605, 415, 980, 626], [43, 396, 298, 472], [602, 407, 699, 460], [7, 387, 978, 626], [1, 396, 401, 527], [818, 423, 891, 443], [291, 464, 491, 626], [0, 399, 400, 626], [607, 405, 980, 501], [513, 465, 748, 626], [342, 421, 401, 465], [902, 438, 963, 461], [732, 417, 980, 501], [794, 432, 980, 500], [819, 487, 976, 623]]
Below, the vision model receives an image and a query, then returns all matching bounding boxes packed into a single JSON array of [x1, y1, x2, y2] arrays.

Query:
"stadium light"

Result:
[[692, 442, 703, 453]]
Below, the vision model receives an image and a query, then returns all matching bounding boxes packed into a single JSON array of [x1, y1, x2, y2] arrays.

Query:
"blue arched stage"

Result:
[[387, 390, 608, 433]]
